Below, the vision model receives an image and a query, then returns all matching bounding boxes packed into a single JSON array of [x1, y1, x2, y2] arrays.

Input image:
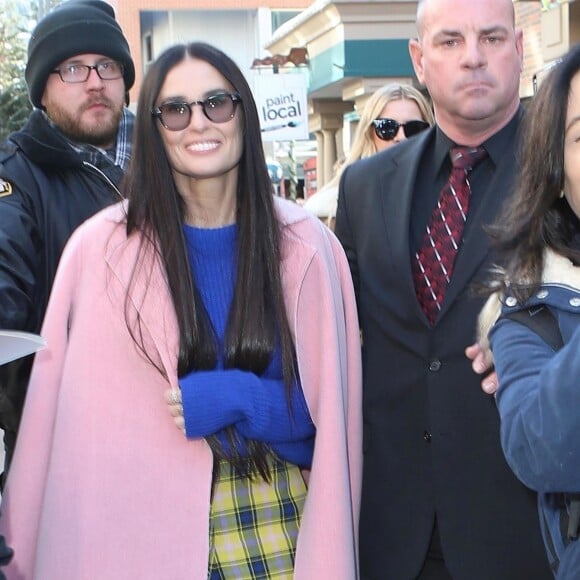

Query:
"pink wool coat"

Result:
[[0, 197, 362, 580]]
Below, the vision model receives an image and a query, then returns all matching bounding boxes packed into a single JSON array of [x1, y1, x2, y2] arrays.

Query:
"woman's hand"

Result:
[[165, 388, 185, 433]]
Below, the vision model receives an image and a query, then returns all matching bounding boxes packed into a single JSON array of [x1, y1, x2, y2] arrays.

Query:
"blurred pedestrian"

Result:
[[304, 83, 433, 229]]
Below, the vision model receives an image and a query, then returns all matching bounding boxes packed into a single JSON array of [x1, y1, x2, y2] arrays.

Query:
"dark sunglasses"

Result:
[[372, 118, 430, 141], [152, 92, 242, 131]]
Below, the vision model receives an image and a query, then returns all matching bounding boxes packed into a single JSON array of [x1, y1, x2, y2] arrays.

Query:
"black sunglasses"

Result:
[[372, 118, 430, 141], [152, 92, 242, 131]]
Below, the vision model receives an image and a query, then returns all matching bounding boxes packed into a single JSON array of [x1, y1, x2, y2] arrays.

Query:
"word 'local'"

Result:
[[262, 94, 302, 124]]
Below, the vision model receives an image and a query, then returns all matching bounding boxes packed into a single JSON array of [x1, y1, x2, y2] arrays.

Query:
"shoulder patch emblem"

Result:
[[0, 179, 12, 198]]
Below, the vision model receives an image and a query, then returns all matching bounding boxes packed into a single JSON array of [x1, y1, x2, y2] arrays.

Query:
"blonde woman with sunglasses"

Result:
[[305, 83, 434, 228]]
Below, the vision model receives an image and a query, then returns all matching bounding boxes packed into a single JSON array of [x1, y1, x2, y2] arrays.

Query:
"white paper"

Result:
[[0, 330, 46, 365]]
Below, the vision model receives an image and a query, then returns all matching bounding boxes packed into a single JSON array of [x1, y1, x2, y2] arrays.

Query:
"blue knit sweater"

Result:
[[181, 224, 315, 468]]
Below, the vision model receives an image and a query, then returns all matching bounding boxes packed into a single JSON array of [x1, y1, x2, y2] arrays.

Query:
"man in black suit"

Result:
[[335, 0, 552, 578]]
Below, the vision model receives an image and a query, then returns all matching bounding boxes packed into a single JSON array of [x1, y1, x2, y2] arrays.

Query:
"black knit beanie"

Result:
[[25, 0, 135, 108]]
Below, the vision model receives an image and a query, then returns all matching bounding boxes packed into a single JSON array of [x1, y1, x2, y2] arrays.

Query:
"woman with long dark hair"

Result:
[[0, 42, 362, 579], [478, 44, 580, 578]]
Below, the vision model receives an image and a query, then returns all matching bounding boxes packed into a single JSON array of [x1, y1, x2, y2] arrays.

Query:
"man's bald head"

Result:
[[415, 0, 516, 38]]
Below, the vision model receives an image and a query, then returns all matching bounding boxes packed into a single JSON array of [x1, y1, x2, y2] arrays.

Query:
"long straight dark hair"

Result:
[[122, 43, 296, 478], [485, 44, 580, 302]]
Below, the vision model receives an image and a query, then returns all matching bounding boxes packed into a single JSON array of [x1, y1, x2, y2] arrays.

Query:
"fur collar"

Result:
[[477, 248, 580, 362]]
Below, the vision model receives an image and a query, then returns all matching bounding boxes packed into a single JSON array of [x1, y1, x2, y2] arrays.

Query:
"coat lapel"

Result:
[[104, 223, 179, 385], [380, 131, 435, 325]]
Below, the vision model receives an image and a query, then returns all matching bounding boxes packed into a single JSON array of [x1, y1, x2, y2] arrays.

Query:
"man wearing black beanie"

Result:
[[0, 0, 135, 484]]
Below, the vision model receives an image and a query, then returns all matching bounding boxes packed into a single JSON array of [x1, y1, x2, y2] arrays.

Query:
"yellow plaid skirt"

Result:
[[208, 457, 308, 579]]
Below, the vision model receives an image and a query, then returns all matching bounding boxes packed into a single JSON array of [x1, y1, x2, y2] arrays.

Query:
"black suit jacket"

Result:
[[335, 115, 552, 580]]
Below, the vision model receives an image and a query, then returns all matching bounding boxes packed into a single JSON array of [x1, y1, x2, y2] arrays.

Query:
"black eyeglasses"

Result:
[[152, 92, 242, 131], [372, 118, 430, 141], [51, 61, 124, 83]]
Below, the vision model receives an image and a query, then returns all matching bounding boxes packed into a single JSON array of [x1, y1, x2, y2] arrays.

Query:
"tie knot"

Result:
[[450, 146, 487, 171]]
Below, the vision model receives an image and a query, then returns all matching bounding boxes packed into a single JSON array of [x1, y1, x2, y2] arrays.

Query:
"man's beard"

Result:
[[46, 98, 123, 148]]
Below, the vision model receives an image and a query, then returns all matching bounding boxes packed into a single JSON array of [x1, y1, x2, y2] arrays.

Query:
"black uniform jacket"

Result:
[[0, 110, 125, 434]]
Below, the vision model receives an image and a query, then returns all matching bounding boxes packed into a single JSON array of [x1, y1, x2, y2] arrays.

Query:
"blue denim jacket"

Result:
[[488, 252, 580, 578]]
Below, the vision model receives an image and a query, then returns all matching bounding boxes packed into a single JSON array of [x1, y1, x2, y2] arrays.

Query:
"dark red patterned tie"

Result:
[[413, 146, 487, 324]]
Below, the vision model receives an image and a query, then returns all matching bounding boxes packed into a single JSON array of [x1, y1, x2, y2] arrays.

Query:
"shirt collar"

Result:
[[432, 106, 524, 172]]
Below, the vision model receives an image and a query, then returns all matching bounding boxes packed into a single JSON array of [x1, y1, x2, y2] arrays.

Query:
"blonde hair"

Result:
[[320, 83, 434, 229], [330, 83, 434, 189]]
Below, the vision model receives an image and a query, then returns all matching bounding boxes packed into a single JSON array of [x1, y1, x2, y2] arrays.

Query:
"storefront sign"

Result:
[[254, 73, 309, 141]]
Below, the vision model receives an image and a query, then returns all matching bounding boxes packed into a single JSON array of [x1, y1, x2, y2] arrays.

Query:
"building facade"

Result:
[[111, 0, 580, 193], [266, 0, 580, 188], [111, 0, 310, 102]]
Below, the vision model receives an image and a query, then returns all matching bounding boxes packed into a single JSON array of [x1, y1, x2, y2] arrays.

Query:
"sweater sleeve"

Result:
[[179, 369, 315, 444], [491, 317, 580, 492]]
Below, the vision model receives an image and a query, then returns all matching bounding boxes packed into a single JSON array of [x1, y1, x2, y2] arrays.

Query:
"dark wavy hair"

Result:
[[485, 43, 580, 302], [122, 42, 296, 479]]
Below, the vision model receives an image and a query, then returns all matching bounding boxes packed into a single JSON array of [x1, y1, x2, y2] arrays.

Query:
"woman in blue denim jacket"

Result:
[[478, 44, 580, 578]]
